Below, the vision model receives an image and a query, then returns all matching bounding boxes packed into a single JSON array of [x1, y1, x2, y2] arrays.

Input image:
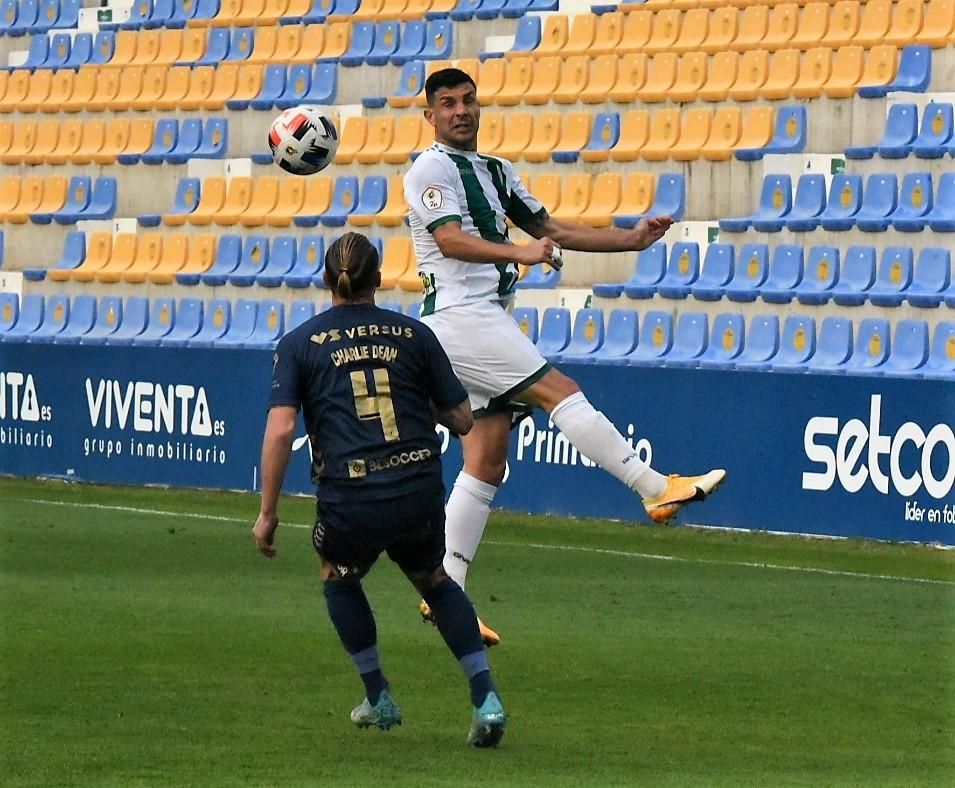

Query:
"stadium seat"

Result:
[[195, 28, 230, 66], [15, 33, 50, 72], [553, 308, 604, 362], [383, 114, 423, 164], [796, 246, 839, 306], [186, 300, 233, 349], [193, 234, 241, 285], [102, 297, 149, 346], [419, 19, 452, 59], [579, 54, 617, 105], [686, 243, 733, 302], [48, 294, 95, 345], [802, 316, 853, 375], [725, 243, 769, 303], [720, 173, 791, 233], [732, 315, 780, 372], [868, 246, 914, 307], [861, 45, 922, 98], [637, 52, 678, 103], [580, 113, 620, 165], [347, 175, 387, 225], [131, 298, 177, 347], [228, 235, 270, 286], [926, 173, 955, 232], [255, 237, 298, 287], [366, 21, 401, 66], [640, 109, 680, 162], [760, 245, 804, 304], [239, 176, 280, 227], [656, 242, 699, 299], [64, 32, 93, 69], [139, 118, 178, 165], [858, 320, 926, 377], [287, 299, 316, 331], [818, 174, 863, 231], [378, 237, 411, 289], [224, 64, 266, 111], [216, 299, 269, 348], [624, 311, 673, 367], [918, 0, 955, 47], [320, 176, 360, 226], [341, 21, 375, 66], [552, 55, 590, 106], [334, 115, 367, 164], [594, 243, 662, 299], [697, 107, 741, 161], [841, 319, 892, 375], [921, 322, 955, 379], [669, 51, 708, 104], [356, 116, 393, 165], [108, 232, 162, 284], [607, 110, 648, 163], [263, 176, 306, 228], [24, 229, 82, 280], [905, 247, 950, 308], [0, 292, 19, 337], [769, 315, 817, 373], [536, 307, 571, 359], [283, 235, 324, 287], [728, 50, 769, 101], [832, 246, 877, 307], [854, 173, 898, 232], [846, 102, 916, 159], [193, 117, 227, 159], [578, 172, 621, 228], [662, 312, 709, 368], [211, 176, 253, 226], [700, 7, 737, 55], [511, 306, 538, 343], [911, 103, 953, 158], [374, 174, 409, 227], [551, 112, 590, 162], [698, 51, 738, 103], [784, 174, 828, 232], [157, 299, 204, 347], [293, 175, 333, 226], [0, 294, 44, 342], [891, 172, 933, 232], [516, 262, 560, 289], [522, 112, 561, 163], [609, 53, 648, 104]]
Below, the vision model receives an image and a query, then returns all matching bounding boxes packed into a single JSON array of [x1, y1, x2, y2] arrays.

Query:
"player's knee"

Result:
[[464, 457, 506, 486]]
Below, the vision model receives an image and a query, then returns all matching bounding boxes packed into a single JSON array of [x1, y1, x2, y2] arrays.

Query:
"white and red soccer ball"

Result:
[[268, 106, 339, 176]]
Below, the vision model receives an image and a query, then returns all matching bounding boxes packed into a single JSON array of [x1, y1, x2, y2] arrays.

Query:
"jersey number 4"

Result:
[[350, 368, 400, 442]]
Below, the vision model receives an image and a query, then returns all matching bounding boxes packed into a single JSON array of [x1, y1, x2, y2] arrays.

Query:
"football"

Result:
[[268, 106, 339, 176]]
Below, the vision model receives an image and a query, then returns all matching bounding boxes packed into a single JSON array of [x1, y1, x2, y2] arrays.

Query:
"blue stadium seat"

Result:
[[783, 174, 827, 232], [192, 235, 241, 286], [288, 300, 316, 331], [624, 311, 673, 367], [390, 62, 425, 107], [406, 302, 422, 320], [841, 319, 891, 375], [391, 25, 426, 66], [554, 308, 605, 362], [48, 294, 95, 345], [477, 0, 506, 19], [34, 0, 60, 33], [0, 0, 18, 36], [303, 62, 337, 104], [192, 118, 227, 159], [275, 64, 312, 110], [74, 177, 116, 222], [614, 244, 665, 299], [10, 0, 38, 36], [341, 21, 375, 67], [921, 322, 955, 379], [257, 236, 297, 287], [28, 295, 70, 344], [732, 315, 779, 371], [54, 0, 80, 30], [656, 241, 699, 299], [805, 317, 853, 375], [46, 175, 90, 225], [159, 298, 205, 346], [366, 21, 400, 67], [63, 32, 92, 69], [516, 262, 560, 289], [229, 236, 270, 286], [24, 230, 85, 280], [195, 28, 230, 67], [818, 174, 863, 231], [450, 0, 481, 22], [651, 173, 685, 223], [76, 295, 122, 345], [581, 113, 620, 162], [860, 45, 931, 98], [420, 19, 453, 59], [104, 296, 149, 345], [0, 294, 43, 342], [167, 0, 199, 28], [43, 33, 72, 70], [144, 0, 174, 29], [590, 309, 638, 364], [859, 102, 919, 159], [0, 292, 17, 335], [225, 27, 254, 62], [512, 306, 539, 343], [119, 0, 153, 31], [690, 243, 734, 301], [350, 174, 388, 218], [737, 105, 806, 160], [662, 312, 709, 369], [890, 172, 933, 232], [861, 320, 928, 377], [926, 173, 955, 232], [536, 306, 571, 359], [140, 177, 199, 227], [795, 245, 839, 306], [769, 315, 816, 373], [507, 14, 540, 56], [283, 235, 324, 287], [132, 298, 177, 346], [760, 244, 804, 304], [501, 0, 534, 18], [165, 118, 203, 165], [12, 33, 49, 72], [89, 31, 116, 66], [187, 299, 235, 348], [724, 243, 768, 302], [321, 176, 360, 226], [719, 174, 791, 233], [831, 246, 877, 307], [241, 301, 285, 349], [135, 118, 178, 165], [855, 173, 898, 232], [528, 0, 558, 10], [249, 65, 286, 111], [868, 247, 914, 307], [697, 313, 745, 369], [906, 247, 950, 308], [911, 102, 953, 159]]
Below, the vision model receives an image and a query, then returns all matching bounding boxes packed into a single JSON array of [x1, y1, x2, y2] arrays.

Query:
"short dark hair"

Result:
[[324, 233, 380, 299], [425, 68, 477, 106]]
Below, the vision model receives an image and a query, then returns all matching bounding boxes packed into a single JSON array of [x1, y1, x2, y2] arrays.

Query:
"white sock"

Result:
[[549, 392, 668, 499], [443, 472, 498, 590]]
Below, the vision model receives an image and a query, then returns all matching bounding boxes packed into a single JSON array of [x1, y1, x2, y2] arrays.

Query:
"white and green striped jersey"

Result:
[[404, 142, 547, 315]]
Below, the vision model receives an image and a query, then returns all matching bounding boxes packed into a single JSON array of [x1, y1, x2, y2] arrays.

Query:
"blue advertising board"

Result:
[[1, 343, 953, 546]]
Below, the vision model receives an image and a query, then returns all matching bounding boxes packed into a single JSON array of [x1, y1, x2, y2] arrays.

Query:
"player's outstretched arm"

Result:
[[516, 213, 673, 254], [432, 222, 558, 267], [253, 405, 297, 558]]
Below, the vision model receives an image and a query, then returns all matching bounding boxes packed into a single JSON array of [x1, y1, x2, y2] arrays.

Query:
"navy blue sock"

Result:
[[423, 577, 497, 707], [323, 580, 387, 704]]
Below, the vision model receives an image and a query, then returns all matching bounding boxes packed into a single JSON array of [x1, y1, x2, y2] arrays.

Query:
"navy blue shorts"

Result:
[[312, 486, 446, 579]]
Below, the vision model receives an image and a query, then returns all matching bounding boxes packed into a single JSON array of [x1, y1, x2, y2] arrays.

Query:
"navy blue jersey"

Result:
[[270, 303, 467, 503]]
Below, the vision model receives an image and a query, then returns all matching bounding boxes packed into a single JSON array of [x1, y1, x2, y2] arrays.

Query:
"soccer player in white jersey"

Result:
[[405, 68, 726, 644]]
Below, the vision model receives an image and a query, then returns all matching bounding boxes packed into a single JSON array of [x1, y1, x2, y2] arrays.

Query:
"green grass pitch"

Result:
[[1, 476, 954, 787]]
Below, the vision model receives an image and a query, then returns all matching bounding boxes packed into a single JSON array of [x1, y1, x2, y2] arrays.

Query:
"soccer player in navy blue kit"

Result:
[[252, 232, 506, 747]]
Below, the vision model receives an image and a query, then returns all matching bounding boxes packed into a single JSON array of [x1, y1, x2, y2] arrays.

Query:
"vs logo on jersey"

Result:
[[421, 185, 444, 211]]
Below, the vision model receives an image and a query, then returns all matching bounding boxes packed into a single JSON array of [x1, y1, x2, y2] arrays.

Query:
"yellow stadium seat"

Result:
[[523, 55, 560, 105], [334, 115, 367, 165], [609, 109, 650, 162], [701, 106, 742, 161], [636, 52, 678, 103], [247, 23, 278, 63], [179, 27, 206, 63], [0, 71, 29, 114], [397, 256, 422, 293], [551, 55, 589, 105], [92, 119, 132, 165], [59, 232, 111, 283], [728, 49, 769, 101], [735, 5, 769, 50], [154, 29, 183, 65], [855, 0, 892, 48], [551, 173, 591, 221], [214, 176, 253, 226], [578, 172, 621, 227], [235, 0, 274, 26], [790, 47, 830, 99], [477, 111, 504, 153], [495, 56, 533, 106], [202, 63, 239, 111], [592, 11, 624, 55], [348, 0, 383, 19], [701, 7, 738, 54], [45, 119, 82, 165], [455, 57, 479, 84], [526, 13, 567, 59], [735, 106, 774, 152], [62, 66, 97, 113], [292, 24, 325, 63], [130, 29, 161, 66], [415, 116, 434, 153], [125, 119, 154, 161], [397, 0, 428, 20], [322, 22, 351, 60], [132, 233, 187, 285], [298, 175, 333, 218], [641, 109, 681, 161], [107, 66, 144, 113], [669, 51, 707, 102], [272, 23, 303, 61], [179, 65, 214, 111], [918, 0, 955, 47], [22, 120, 57, 165], [239, 176, 280, 227], [19, 69, 52, 114], [226, 64, 265, 108], [673, 8, 709, 53], [644, 9, 681, 54], [151, 234, 216, 284], [561, 13, 597, 56], [13, 175, 64, 222], [823, 1, 860, 49], [206, 0, 241, 26], [522, 112, 562, 163], [0, 121, 10, 157], [383, 114, 423, 164], [132, 65, 167, 111], [552, 111, 591, 157], [579, 54, 617, 105], [0, 121, 36, 164], [620, 9, 652, 53], [698, 51, 738, 102], [95, 233, 139, 283], [186, 177, 227, 226], [265, 176, 306, 227], [858, 44, 897, 91], [70, 120, 105, 165], [0, 176, 19, 220], [115, 233, 164, 284], [495, 111, 533, 161], [609, 53, 647, 103], [670, 108, 712, 162], [886, 0, 923, 46], [356, 116, 394, 165], [375, 175, 409, 227], [611, 173, 654, 225], [822, 44, 863, 96], [4, 176, 44, 223], [762, 3, 798, 51], [108, 31, 139, 68], [378, 237, 412, 289], [41, 68, 74, 114], [529, 173, 560, 215], [791, 2, 829, 50]]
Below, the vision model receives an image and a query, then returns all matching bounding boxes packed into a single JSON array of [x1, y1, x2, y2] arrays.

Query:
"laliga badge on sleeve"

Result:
[[422, 185, 444, 211]]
